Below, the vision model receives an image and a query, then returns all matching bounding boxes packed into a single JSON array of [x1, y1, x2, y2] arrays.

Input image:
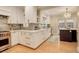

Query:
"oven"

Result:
[[0, 31, 10, 51]]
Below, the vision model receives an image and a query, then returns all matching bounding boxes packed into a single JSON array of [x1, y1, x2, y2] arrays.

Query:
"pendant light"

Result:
[[64, 8, 71, 18]]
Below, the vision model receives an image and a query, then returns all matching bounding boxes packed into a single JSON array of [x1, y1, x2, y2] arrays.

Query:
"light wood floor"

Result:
[[3, 41, 77, 53]]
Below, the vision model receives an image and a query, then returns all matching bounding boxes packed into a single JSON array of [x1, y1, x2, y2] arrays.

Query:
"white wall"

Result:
[[50, 16, 60, 35], [40, 8, 60, 35]]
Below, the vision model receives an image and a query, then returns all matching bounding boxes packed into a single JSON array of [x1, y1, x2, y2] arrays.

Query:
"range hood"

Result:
[[0, 9, 10, 16], [0, 15, 10, 31]]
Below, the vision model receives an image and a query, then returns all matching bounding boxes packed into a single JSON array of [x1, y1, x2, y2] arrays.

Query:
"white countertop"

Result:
[[10, 28, 51, 33], [59, 28, 78, 30]]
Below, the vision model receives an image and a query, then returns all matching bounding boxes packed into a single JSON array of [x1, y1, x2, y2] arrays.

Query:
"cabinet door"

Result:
[[72, 30, 77, 42], [8, 7, 18, 24], [20, 32, 31, 45], [25, 6, 37, 23], [8, 14, 18, 24], [17, 11, 24, 24], [60, 30, 72, 42], [11, 31, 18, 46]]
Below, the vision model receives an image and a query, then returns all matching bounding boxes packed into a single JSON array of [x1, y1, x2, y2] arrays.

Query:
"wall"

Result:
[[50, 16, 60, 35], [39, 8, 61, 35]]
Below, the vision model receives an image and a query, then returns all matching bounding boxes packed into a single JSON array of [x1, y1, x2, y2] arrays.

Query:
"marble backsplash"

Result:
[[9, 23, 40, 30], [9, 24, 23, 30], [9, 23, 50, 30]]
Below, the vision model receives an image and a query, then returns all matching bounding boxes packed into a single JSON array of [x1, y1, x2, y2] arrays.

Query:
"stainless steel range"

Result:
[[0, 31, 10, 51], [0, 15, 11, 51]]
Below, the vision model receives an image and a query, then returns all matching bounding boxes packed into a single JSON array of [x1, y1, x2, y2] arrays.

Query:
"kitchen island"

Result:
[[10, 28, 51, 49]]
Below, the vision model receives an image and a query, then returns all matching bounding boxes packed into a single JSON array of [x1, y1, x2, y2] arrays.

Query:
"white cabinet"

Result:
[[58, 19, 77, 30], [20, 31, 39, 48], [16, 8, 25, 24], [19, 28, 51, 49], [0, 7, 25, 24], [20, 31, 32, 46], [8, 8, 18, 24], [25, 6, 37, 24], [8, 7, 25, 24], [10, 28, 51, 49], [8, 15, 18, 24], [11, 31, 19, 46]]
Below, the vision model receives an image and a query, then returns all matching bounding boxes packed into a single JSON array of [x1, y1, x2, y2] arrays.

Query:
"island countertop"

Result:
[[10, 28, 51, 33]]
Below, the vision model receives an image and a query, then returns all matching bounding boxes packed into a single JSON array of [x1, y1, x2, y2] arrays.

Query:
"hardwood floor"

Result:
[[3, 41, 77, 53]]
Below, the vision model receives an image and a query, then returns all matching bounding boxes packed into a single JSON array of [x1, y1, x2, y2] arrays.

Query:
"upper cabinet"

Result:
[[25, 6, 37, 23], [41, 15, 50, 24], [16, 7, 25, 24], [8, 7, 18, 24], [8, 7, 25, 24], [58, 18, 77, 30]]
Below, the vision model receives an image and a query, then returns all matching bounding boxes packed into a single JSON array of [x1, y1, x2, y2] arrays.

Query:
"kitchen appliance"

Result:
[[0, 15, 10, 51], [0, 31, 10, 51]]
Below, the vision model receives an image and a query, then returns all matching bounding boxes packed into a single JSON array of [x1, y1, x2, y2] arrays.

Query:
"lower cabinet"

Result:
[[20, 32, 32, 46], [20, 31, 39, 49], [19, 29, 51, 49], [11, 31, 19, 46], [60, 30, 77, 42], [10, 28, 51, 49]]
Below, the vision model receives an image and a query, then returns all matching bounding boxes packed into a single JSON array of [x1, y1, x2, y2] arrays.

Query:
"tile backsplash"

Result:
[[9, 24, 23, 30], [9, 23, 40, 30], [9, 23, 50, 30]]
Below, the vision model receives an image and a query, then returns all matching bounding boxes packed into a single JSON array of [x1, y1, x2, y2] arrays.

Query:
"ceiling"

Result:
[[39, 6, 79, 16], [17, 6, 79, 16], [16, 6, 25, 11], [37, 6, 58, 10]]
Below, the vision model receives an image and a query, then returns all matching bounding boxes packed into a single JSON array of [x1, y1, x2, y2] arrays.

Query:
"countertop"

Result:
[[59, 28, 78, 30], [10, 28, 51, 33]]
